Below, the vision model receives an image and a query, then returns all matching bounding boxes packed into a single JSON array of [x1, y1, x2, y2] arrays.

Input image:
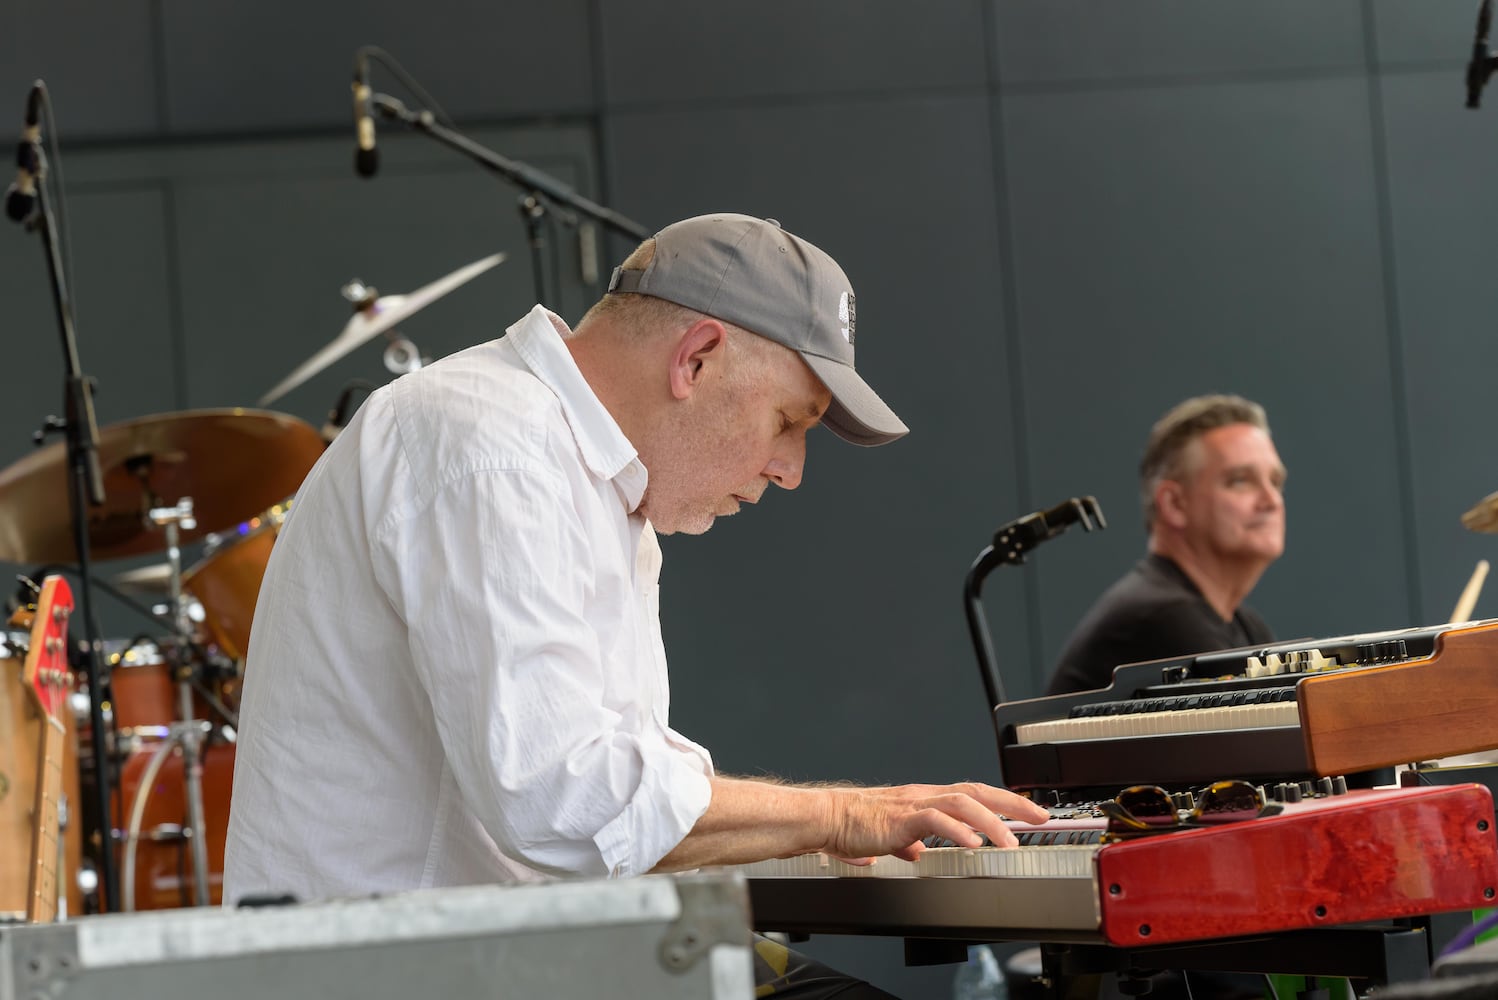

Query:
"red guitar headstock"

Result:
[[21, 575, 74, 720]]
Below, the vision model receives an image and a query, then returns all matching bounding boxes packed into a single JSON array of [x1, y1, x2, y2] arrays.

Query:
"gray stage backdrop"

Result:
[[2, 3, 1494, 996]]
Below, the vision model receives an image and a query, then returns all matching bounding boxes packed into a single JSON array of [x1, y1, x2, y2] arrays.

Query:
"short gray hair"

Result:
[[1139, 394, 1270, 528]]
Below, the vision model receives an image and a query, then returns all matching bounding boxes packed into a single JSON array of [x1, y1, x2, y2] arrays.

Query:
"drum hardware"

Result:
[[0, 407, 315, 912], [257, 252, 506, 407], [341, 278, 428, 377], [118, 718, 212, 912], [140, 498, 212, 908], [98, 640, 239, 739]]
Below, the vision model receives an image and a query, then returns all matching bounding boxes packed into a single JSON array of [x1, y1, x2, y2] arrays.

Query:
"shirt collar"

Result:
[[505, 304, 649, 511]]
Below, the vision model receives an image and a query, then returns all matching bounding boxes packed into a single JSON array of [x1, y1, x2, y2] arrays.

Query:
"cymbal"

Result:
[[258, 252, 506, 406], [0, 409, 324, 564], [113, 562, 174, 592], [1462, 490, 1498, 533]]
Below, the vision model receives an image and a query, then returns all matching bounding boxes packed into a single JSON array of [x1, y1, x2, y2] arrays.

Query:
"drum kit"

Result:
[[0, 253, 503, 917]]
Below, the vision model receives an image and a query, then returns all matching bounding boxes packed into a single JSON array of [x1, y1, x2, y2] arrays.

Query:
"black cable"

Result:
[[24, 562, 176, 630], [360, 45, 455, 130], [122, 633, 155, 654]]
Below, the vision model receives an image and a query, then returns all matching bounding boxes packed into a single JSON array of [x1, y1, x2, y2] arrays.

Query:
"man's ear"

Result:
[[1154, 480, 1189, 530], [667, 318, 728, 400]]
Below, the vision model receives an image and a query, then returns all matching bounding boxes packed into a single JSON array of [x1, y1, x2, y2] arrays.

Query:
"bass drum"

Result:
[[116, 731, 234, 910], [183, 499, 290, 664]]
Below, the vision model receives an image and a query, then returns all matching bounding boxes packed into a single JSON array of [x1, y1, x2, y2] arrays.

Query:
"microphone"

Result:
[[4, 82, 43, 223], [1469, 0, 1495, 108], [352, 49, 378, 178]]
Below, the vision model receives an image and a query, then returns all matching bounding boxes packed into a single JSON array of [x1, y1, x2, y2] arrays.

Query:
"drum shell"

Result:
[[100, 642, 221, 733], [116, 735, 234, 910], [184, 515, 281, 662], [109, 659, 177, 731]]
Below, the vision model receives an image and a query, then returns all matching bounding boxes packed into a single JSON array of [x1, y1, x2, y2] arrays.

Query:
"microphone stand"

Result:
[[371, 95, 651, 308], [1469, 0, 1498, 108], [10, 83, 121, 912], [963, 497, 1106, 713], [517, 192, 557, 311]]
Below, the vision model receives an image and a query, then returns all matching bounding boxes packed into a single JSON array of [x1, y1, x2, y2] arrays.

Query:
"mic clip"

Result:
[[4, 138, 42, 225], [991, 496, 1107, 567]]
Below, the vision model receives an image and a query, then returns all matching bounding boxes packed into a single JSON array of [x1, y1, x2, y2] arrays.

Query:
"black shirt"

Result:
[[1045, 553, 1274, 695]]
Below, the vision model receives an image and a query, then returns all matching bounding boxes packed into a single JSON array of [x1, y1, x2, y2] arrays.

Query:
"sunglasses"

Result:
[[1098, 780, 1266, 842]]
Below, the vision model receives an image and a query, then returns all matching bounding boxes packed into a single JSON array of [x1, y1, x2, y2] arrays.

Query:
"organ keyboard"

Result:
[[993, 619, 1498, 792], [740, 784, 1498, 948]]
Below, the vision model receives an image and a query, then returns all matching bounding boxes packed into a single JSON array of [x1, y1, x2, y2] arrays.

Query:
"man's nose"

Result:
[[766, 439, 806, 491]]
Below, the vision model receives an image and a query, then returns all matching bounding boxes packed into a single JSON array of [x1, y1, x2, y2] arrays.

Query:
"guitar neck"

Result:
[[18, 574, 73, 924], [26, 713, 65, 923]]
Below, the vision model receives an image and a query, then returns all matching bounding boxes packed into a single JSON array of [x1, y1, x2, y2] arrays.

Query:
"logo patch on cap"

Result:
[[838, 291, 856, 345]]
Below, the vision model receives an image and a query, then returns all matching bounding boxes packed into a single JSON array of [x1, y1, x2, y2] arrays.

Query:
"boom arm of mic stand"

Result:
[[372, 95, 651, 242], [963, 497, 1106, 711]]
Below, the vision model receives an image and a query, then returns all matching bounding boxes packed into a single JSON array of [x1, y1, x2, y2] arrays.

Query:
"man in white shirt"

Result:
[[225, 214, 1046, 996]]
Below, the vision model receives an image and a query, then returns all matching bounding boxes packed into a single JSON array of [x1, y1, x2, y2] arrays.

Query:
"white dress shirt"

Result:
[[223, 305, 715, 903]]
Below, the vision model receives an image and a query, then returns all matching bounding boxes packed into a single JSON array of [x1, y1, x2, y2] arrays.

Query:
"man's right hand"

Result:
[[820, 781, 1051, 863], [650, 776, 1050, 874]]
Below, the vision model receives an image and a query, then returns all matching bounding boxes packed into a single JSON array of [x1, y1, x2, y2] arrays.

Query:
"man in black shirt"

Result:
[[1047, 395, 1285, 695], [1038, 395, 1288, 1000]]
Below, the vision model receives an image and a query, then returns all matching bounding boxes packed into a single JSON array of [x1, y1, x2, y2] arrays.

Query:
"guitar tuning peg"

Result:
[[6, 574, 41, 629]]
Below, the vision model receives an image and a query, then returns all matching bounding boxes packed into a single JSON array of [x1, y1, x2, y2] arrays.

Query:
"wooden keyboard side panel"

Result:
[[1095, 785, 1498, 947], [1299, 623, 1498, 775]]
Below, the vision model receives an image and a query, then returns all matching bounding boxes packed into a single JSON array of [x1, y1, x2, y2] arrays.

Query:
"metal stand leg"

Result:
[[148, 498, 213, 907], [174, 686, 212, 907]]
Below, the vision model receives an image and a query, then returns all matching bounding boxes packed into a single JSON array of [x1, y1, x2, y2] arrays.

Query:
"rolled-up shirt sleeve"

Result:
[[369, 460, 712, 879]]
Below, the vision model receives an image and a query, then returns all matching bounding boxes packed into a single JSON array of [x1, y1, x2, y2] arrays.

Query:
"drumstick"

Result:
[[1450, 560, 1490, 624]]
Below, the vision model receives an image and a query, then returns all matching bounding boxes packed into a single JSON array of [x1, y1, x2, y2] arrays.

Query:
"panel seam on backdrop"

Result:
[[1360, 1, 1423, 625], [1001, 65, 1383, 98], [604, 83, 983, 118], [982, 0, 1043, 697], [159, 180, 189, 410], [586, 0, 631, 273], [150, 0, 171, 131]]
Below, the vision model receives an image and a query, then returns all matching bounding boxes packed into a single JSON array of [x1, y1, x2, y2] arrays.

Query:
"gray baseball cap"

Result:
[[605, 213, 909, 446]]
